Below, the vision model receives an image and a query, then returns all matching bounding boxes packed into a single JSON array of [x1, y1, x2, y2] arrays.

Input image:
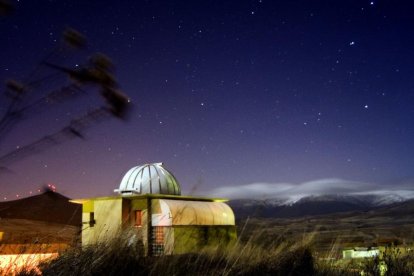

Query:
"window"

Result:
[[134, 210, 142, 227], [153, 226, 164, 244], [152, 226, 165, 255]]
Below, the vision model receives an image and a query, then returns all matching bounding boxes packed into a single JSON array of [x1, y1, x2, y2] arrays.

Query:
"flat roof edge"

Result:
[[70, 194, 228, 203]]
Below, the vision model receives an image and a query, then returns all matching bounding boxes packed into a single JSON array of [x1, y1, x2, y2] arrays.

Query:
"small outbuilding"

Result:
[[71, 163, 236, 255], [342, 247, 380, 259]]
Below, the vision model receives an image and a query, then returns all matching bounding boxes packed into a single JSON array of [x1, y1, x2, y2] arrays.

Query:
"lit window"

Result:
[[152, 227, 165, 255], [134, 210, 142, 227], [154, 226, 164, 244]]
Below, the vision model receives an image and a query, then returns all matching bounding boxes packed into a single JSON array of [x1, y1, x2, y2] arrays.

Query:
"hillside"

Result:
[[0, 191, 81, 226], [229, 194, 406, 219], [0, 191, 81, 251], [238, 199, 414, 257]]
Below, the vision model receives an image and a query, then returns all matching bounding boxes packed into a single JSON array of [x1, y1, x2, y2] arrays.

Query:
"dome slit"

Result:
[[155, 166, 163, 194], [127, 166, 140, 191], [132, 167, 144, 193], [147, 164, 153, 194]]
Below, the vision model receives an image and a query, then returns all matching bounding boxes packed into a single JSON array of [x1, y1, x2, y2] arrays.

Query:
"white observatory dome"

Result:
[[115, 163, 181, 196]]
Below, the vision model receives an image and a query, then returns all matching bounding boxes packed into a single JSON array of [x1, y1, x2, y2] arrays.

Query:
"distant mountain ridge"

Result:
[[0, 191, 81, 226], [229, 194, 407, 218], [0, 191, 407, 223]]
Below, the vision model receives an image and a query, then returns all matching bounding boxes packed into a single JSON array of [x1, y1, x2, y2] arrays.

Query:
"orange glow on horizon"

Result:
[[0, 253, 57, 274]]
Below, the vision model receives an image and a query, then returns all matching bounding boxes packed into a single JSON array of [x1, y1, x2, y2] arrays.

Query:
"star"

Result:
[[364, 105, 369, 109]]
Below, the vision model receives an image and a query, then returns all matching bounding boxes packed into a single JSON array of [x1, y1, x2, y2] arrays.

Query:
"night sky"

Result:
[[1, 0, 414, 201]]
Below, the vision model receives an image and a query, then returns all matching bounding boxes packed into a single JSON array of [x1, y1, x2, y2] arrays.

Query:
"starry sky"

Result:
[[1, 0, 414, 200]]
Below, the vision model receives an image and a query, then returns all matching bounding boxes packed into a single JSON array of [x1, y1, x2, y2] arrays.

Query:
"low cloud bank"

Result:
[[206, 178, 414, 203]]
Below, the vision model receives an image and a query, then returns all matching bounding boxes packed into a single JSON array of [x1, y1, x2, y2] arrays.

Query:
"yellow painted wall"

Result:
[[82, 198, 123, 244], [172, 227, 202, 254], [164, 227, 174, 255], [81, 212, 94, 245], [81, 198, 150, 248], [94, 198, 123, 241], [82, 200, 94, 213], [130, 198, 147, 211], [81, 200, 96, 245], [172, 226, 237, 254]]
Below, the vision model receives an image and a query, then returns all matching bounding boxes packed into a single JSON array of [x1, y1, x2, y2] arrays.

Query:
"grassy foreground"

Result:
[[4, 228, 414, 275], [16, 238, 316, 275]]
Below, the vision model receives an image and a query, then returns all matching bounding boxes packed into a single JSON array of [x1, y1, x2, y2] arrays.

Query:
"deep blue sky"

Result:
[[1, 0, 413, 200]]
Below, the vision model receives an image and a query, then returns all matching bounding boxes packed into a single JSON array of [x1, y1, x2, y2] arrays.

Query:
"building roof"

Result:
[[70, 193, 229, 204], [114, 163, 181, 196]]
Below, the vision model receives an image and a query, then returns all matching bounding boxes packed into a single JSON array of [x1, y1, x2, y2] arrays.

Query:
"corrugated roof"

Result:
[[152, 199, 235, 226]]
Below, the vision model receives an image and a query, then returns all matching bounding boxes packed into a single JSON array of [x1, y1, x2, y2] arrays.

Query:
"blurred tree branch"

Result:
[[0, 26, 131, 171]]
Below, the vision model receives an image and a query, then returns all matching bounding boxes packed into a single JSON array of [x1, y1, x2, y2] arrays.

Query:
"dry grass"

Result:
[[37, 226, 316, 276], [38, 243, 314, 275], [2, 221, 413, 275]]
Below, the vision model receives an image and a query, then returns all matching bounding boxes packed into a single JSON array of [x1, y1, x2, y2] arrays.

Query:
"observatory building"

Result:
[[71, 163, 236, 255]]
